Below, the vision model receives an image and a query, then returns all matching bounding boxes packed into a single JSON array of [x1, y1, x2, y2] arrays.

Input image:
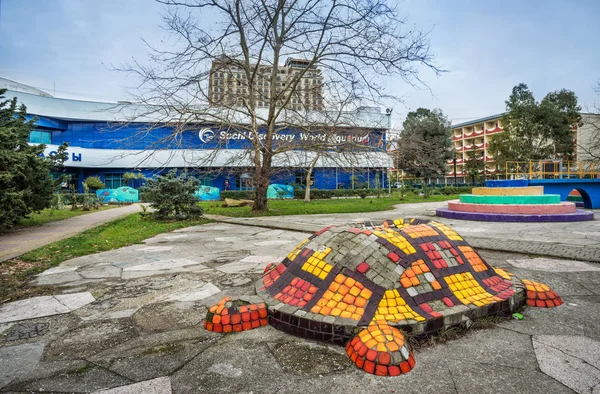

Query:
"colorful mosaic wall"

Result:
[[96, 187, 139, 203], [437, 180, 593, 222], [205, 218, 564, 376]]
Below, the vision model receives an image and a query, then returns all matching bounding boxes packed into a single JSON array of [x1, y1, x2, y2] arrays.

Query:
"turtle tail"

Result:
[[521, 280, 563, 308]]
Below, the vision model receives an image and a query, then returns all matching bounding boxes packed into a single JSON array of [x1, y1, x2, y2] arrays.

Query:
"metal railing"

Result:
[[505, 160, 598, 179]]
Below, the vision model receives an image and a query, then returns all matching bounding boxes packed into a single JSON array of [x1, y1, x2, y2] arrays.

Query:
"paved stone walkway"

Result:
[[207, 200, 600, 262], [1, 203, 600, 393], [0, 204, 142, 262]]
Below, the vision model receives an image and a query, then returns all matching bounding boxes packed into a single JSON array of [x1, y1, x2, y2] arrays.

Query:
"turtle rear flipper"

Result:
[[522, 280, 563, 308], [204, 296, 268, 333], [346, 321, 415, 376]]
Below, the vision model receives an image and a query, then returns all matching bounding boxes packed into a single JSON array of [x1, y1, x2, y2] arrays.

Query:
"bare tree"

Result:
[[119, 0, 439, 211], [577, 82, 600, 165]]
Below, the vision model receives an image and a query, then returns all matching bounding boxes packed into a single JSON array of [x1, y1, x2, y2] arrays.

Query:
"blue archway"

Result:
[[529, 179, 600, 209]]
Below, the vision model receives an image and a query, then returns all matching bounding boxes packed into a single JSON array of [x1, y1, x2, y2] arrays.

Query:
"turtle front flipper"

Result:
[[346, 321, 415, 376], [204, 296, 268, 333], [522, 280, 563, 308]]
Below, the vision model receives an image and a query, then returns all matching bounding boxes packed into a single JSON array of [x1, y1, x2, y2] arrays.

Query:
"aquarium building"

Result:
[[3, 78, 392, 192]]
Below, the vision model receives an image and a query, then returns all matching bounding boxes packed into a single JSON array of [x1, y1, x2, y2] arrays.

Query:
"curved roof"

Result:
[[4, 87, 391, 129], [0, 77, 53, 97]]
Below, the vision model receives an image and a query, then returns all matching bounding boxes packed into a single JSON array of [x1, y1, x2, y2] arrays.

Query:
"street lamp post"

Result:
[[453, 157, 457, 186]]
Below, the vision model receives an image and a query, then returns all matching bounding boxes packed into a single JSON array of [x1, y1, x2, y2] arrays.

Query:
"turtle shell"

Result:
[[255, 218, 526, 343]]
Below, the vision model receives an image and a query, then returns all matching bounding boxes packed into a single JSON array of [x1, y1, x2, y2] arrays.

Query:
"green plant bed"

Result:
[[16, 206, 117, 228], [1, 213, 212, 302], [200, 194, 459, 217]]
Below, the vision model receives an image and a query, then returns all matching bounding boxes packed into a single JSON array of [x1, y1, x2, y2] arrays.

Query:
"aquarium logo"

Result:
[[198, 128, 216, 143]]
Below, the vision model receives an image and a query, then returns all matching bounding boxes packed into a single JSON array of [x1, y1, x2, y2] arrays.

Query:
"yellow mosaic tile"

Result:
[[373, 289, 425, 322], [429, 222, 463, 241], [493, 267, 513, 280], [372, 229, 416, 255], [301, 248, 333, 280], [287, 239, 309, 261], [444, 272, 501, 306]]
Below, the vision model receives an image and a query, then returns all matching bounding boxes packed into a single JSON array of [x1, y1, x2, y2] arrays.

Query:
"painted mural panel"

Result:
[[267, 184, 294, 199], [96, 187, 139, 203], [195, 186, 221, 201]]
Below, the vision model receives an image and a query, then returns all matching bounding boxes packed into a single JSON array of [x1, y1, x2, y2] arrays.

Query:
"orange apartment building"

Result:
[[446, 114, 504, 182], [446, 113, 591, 182]]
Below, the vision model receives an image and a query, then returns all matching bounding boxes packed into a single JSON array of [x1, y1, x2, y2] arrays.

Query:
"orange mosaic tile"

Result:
[[311, 274, 371, 320], [346, 322, 414, 376], [205, 297, 268, 333], [459, 246, 488, 272], [401, 223, 439, 239], [522, 279, 563, 308]]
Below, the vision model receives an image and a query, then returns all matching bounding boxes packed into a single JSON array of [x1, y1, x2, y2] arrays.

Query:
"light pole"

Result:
[[453, 157, 457, 186]]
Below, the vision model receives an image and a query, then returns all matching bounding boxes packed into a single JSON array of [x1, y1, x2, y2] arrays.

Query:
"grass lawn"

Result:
[[17, 205, 117, 228], [0, 213, 212, 302], [199, 194, 459, 217]]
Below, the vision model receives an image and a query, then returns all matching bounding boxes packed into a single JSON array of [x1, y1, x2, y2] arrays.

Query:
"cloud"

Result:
[[0, 0, 598, 123]]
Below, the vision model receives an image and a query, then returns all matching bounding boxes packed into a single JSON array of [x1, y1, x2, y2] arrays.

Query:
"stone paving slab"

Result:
[[0, 292, 95, 323], [533, 335, 600, 394], [93, 376, 172, 394], [1, 207, 600, 393]]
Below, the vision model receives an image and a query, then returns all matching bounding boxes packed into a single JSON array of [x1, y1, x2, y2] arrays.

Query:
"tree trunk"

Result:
[[304, 155, 319, 203], [252, 152, 272, 212], [304, 169, 313, 202]]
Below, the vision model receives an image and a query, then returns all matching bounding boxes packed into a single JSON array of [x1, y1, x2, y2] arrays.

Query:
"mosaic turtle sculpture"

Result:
[[204, 218, 562, 376]]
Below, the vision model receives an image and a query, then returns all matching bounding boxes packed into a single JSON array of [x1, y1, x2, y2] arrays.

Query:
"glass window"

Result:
[[295, 170, 314, 187], [237, 173, 254, 190], [104, 174, 124, 189], [199, 176, 212, 186], [29, 130, 52, 144]]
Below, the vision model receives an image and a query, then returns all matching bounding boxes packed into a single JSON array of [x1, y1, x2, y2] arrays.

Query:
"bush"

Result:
[[140, 170, 203, 220], [0, 90, 69, 233], [440, 186, 471, 195], [61, 193, 99, 206], [83, 176, 105, 191], [221, 190, 256, 200]]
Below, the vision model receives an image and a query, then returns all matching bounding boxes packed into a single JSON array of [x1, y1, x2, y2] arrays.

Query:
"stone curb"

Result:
[[204, 215, 600, 263]]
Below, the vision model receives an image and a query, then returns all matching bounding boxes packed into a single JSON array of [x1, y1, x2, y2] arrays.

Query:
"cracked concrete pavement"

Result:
[[1, 205, 600, 393]]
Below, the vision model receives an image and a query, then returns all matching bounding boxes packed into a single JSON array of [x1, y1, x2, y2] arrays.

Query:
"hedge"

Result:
[[216, 186, 470, 201]]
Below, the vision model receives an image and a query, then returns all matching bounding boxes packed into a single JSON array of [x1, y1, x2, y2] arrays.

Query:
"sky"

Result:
[[1, 0, 599, 127]]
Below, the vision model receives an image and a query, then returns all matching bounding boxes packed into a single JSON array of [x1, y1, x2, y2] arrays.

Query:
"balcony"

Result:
[[485, 155, 494, 162], [452, 134, 463, 141], [463, 144, 474, 151], [463, 129, 485, 140], [485, 126, 503, 135]]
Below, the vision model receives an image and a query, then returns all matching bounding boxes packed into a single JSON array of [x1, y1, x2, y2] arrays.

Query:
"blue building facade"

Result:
[[5, 81, 392, 193]]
